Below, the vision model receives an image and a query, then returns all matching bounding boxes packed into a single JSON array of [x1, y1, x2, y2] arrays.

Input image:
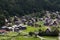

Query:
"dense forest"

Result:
[[0, 0, 60, 26], [0, 0, 60, 16]]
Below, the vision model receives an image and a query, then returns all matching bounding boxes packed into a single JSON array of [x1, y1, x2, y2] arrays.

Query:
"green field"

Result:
[[0, 31, 58, 40], [0, 21, 58, 40]]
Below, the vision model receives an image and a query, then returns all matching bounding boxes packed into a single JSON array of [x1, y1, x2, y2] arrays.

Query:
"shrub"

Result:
[[38, 28, 59, 36], [29, 32, 34, 36]]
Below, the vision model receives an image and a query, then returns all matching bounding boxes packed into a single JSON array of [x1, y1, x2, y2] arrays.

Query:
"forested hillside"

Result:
[[0, 0, 60, 26], [0, 0, 60, 16]]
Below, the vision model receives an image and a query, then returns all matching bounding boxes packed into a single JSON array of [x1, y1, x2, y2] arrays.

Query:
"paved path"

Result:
[[37, 35, 46, 40], [20, 31, 46, 40]]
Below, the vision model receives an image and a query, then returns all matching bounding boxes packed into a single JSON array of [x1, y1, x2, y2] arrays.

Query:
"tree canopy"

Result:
[[0, 0, 60, 26], [0, 0, 60, 16]]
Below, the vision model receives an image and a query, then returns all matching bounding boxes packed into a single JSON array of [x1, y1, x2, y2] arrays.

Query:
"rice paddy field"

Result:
[[0, 21, 59, 40], [0, 30, 58, 40]]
